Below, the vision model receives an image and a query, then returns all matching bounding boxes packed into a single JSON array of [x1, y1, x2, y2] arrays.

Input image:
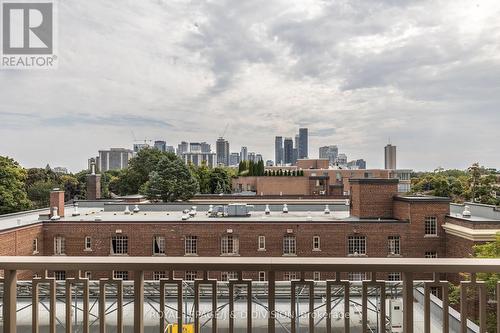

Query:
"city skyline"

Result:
[[2, 0, 500, 172]]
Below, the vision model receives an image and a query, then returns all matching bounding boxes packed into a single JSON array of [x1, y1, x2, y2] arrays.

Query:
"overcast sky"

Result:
[[1, 0, 499, 172]]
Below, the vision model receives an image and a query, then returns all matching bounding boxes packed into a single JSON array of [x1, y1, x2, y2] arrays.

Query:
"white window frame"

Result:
[[111, 235, 128, 255], [258, 271, 266, 281], [388, 236, 400, 255], [284, 272, 298, 281], [221, 235, 239, 255], [54, 271, 66, 280], [113, 271, 128, 280], [425, 251, 438, 258], [283, 235, 296, 255], [313, 271, 321, 281], [185, 271, 197, 281], [54, 236, 65, 255], [221, 271, 238, 281], [313, 236, 321, 251], [425, 216, 438, 236], [185, 236, 198, 255], [84, 236, 92, 251], [348, 235, 366, 255], [258, 235, 266, 251], [153, 236, 166, 255], [153, 271, 168, 280], [33, 238, 38, 254], [348, 272, 366, 281], [388, 272, 402, 281], [85, 271, 92, 280]]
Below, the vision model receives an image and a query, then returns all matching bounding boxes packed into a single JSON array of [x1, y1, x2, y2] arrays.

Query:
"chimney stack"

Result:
[[350, 178, 398, 219], [50, 188, 65, 218], [86, 161, 101, 200]]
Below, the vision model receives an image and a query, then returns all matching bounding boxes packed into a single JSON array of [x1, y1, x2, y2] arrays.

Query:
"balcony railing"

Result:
[[1, 256, 499, 333]]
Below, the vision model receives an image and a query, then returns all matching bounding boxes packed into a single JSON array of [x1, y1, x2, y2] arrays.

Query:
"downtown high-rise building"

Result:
[[177, 141, 189, 156], [298, 128, 308, 159], [240, 146, 248, 161], [98, 148, 133, 172], [229, 152, 240, 166], [283, 137, 294, 164], [200, 142, 211, 153], [274, 136, 283, 166], [153, 140, 166, 152], [216, 137, 230, 166], [385, 144, 397, 169], [319, 145, 339, 165]]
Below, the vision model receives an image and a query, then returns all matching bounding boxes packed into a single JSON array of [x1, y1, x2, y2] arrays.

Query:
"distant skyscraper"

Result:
[[201, 142, 211, 153], [153, 140, 166, 152], [216, 137, 230, 166], [336, 153, 348, 166], [256, 154, 263, 162], [133, 143, 149, 153], [166, 145, 175, 153], [229, 152, 240, 166], [274, 136, 283, 166], [181, 152, 216, 168], [319, 145, 339, 165], [177, 141, 189, 156], [190, 142, 202, 153], [283, 137, 294, 164], [347, 159, 367, 170], [240, 146, 248, 161], [248, 152, 256, 162], [385, 144, 397, 169], [98, 148, 133, 172], [298, 128, 308, 159]]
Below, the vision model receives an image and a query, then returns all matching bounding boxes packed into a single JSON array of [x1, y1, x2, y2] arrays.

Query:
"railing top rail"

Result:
[[0, 256, 499, 273]]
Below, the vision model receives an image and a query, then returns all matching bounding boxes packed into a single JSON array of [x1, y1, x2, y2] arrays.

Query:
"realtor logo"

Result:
[[1, 1, 57, 68]]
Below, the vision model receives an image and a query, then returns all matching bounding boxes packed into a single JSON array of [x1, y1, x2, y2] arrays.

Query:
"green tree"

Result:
[[27, 180, 58, 208], [0, 156, 32, 214], [190, 162, 211, 194], [209, 167, 232, 194], [141, 156, 199, 202]]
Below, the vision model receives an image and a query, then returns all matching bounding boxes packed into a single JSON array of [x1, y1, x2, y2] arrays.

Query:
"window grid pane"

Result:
[[388, 236, 400, 255], [348, 236, 366, 255], [185, 236, 197, 255], [425, 217, 437, 235], [283, 235, 296, 255]]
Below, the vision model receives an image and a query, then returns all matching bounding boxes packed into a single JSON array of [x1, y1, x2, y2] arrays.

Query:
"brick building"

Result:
[[0, 179, 499, 282]]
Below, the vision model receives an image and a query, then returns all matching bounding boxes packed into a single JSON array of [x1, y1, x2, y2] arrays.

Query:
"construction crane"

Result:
[[219, 123, 228, 138], [130, 130, 153, 145]]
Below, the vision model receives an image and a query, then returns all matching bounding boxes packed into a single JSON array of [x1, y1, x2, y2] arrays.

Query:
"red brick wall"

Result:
[[350, 180, 398, 219], [50, 190, 65, 217]]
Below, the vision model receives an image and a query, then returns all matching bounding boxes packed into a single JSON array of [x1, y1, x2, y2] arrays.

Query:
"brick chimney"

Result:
[[50, 189, 65, 218], [350, 178, 398, 219], [86, 161, 101, 200]]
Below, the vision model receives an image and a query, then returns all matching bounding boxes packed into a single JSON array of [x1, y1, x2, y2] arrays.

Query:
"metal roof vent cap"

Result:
[[133, 205, 140, 213], [72, 203, 80, 216], [124, 205, 131, 215], [189, 207, 197, 217], [324, 205, 330, 214], [265, 204, 271, 215], [462, 205, 472, 218], [50, 207, 60, 220], [208, 205, 213, 214], [181, 214, 189, 221], [282, 204, 288, 213]]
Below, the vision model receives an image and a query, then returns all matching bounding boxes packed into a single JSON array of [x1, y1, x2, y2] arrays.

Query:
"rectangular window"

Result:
[[153, 236, 166, 255], [185, 236, 197, 255], [313, 236, 321, 251], [284, 272, 297, 281], [113, 271, 128, 280], [221, 271, 238, 281], [111, 235, 128, 255], [313, 272, 321, 281], [348, 272, 366, 281], [84, 236, 92, 250], [388, 236, 400, 255], [348, 236, 366, 255], [425, 251, 438, 258], [33, 238, 38, 253], [153, 271, 168, 280], [85, 271, 92, 280], [388, 272, 401, 281], [283, 235, 296, 255], [185, 271, 197, 281], [425, 217, 437, 236], [258, 235, 266, 250], [54, 271, 66, 280], [54, 236, 65, 255], [221, 235, 239, 255], [258, 271, 266, 281]]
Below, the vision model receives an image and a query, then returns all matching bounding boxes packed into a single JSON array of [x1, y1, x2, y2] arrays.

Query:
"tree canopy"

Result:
[[0, 156, 32, 214]]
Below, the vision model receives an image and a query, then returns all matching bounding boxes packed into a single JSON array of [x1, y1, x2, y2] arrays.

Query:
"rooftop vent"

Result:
[[324, 205, 330, 214], [50, 207, 60, 221], [133, 205, 140, 213], [124, 205, 131, 215], [265, 204, 271, 215], [282, 204, 288, 213], [72, 203, 80, 217]]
